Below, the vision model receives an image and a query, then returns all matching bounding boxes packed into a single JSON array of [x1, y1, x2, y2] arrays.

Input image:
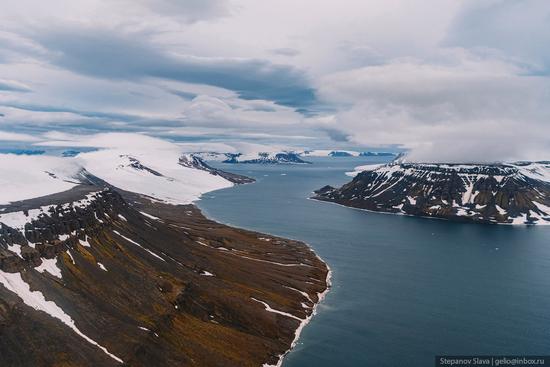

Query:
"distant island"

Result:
[[223, 152, 310, 164], [301, 150, 396, 158], [191, 150, 396, 164], [192, 151, 310, 164], [313, 162, 550, 225]]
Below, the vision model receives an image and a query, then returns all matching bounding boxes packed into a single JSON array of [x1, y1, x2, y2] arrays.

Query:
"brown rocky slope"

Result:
[[0, 182, 329, 367]]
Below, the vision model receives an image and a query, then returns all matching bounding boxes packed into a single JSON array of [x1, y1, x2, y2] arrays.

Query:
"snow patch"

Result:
[[113, 230, 165, 262], [251, 298, 302, 321], [0, 270, 122, 363], [79, 236, 92, 248], [139, 211, 160, 220], [35, 258, 62, 279]]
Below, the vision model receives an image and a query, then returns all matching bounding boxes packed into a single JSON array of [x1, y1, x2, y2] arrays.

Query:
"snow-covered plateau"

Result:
[[0, 137, 239, 206]]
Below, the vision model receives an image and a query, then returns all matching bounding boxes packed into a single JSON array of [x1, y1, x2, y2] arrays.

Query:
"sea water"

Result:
[[198, 157, 550, 367]]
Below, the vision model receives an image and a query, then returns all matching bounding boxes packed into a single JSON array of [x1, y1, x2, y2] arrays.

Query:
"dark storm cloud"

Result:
[[27, 26, 316, 108]]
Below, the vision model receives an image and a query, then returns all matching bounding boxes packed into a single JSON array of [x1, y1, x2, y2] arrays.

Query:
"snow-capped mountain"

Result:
[[300, 150, 396, 157], [189, 151, 229, 162], [300, 150, 360, 157], [191, 151, 310, 164], [79, 148, 237, 205], [0, 136, 329, 366], [222, 152, 310, 164], [0, 147, 251, 206], [191, 149, 396, 164], [358, 151, 396, 157], [313, 162, 550, 225], [178, 154, 254, 184]]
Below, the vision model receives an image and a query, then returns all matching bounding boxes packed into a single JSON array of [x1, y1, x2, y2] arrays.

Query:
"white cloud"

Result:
[[38, 132, 176, 150], [314, 49, 550, 162], [127, 0, 232, 23], [0, 0, 548, 161], [0, 130, 40, 142], [444, 0, 550, 74], [181, 95, 303, 128]]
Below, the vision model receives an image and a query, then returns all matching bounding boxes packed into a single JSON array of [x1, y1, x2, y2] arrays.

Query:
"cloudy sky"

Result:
[[0, 0, 548, 162]]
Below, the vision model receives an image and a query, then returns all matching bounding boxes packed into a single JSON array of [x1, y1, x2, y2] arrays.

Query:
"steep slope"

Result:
[[313, 162, 550, 225], [0, 143, 330, 367], [0, 184, 329, 367]]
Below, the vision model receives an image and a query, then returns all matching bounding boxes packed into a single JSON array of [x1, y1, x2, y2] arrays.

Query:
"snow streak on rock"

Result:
[[0, 270, 123, 363]]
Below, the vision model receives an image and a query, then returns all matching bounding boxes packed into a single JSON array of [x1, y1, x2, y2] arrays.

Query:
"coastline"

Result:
[[308, 197, 549, 227], [195, 200, 333, 367], [0, 180, 332, 366], [264, 258, 332, 367]]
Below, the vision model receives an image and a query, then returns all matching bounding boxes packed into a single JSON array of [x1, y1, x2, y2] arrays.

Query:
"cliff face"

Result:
[[0, 185, 328, 367], [313, 162, 550, 225], [0, 189, 123, 273]]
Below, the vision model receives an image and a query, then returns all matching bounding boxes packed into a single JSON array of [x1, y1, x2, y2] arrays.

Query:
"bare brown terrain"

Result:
[[0, 183, 329, 367]]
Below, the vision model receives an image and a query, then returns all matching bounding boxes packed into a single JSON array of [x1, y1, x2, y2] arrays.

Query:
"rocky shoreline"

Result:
[[0, 183, 330, 367], [264, 263, 332, 367]]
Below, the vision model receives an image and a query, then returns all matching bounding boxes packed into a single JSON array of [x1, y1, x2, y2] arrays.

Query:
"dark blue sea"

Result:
[[197, 157, 550, 367]]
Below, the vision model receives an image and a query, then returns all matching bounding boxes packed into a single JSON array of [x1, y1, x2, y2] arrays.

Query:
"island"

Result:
[[312, 162, 550, 225]]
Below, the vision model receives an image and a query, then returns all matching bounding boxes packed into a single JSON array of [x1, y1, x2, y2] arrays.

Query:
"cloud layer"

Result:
[[315, 51, 550, 162], [0, 0, 548, 162]]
